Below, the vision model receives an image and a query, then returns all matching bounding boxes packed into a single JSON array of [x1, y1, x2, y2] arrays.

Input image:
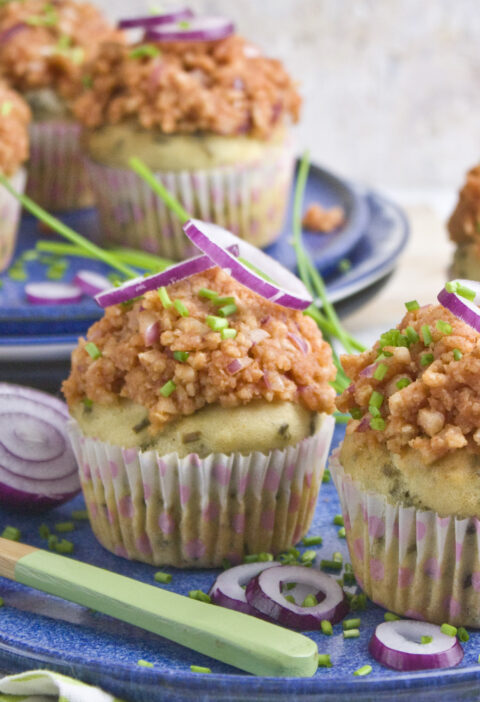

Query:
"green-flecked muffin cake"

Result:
[[63, 266, 336, 568], [448, 165, 480, 280], [332, 297, 480, 626], [73, 30, 301, 259]]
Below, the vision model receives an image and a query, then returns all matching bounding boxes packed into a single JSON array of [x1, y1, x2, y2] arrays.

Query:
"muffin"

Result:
[[62, 266, 336, 567], [448, 165, 480, 279], [73, 33, 301, 259], [0, 0, 123, 210], [332, 300, 480, 626], [0, 82, 30, 272]]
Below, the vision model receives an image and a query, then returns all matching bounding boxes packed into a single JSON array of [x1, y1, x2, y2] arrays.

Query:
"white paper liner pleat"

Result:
[[83, 137, 294, 260], [0, 168, 26, 272], [68, 414, 334, 568], [27, 121, 94, 211], [330, 446, 480, 626]]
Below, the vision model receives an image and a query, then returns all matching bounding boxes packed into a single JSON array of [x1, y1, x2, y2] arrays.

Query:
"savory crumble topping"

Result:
[[448, 165, 480, 245], [0, 82, 30, 175]]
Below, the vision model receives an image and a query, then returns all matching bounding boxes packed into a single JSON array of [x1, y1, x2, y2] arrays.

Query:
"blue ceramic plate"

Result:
[[0, 425, 477, 702]]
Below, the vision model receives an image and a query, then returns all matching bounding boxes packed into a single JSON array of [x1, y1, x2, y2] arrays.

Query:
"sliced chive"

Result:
[[173, 351, 189, 362], [221, 558, 231, 570], [440, 623, 457, 637], [302, 594, 317, 608], [129, 44, 161, 59], [173, 299, 189, 317], [436, 320, 452, 335], [287, 546, 300, 558], [154, 571, 172, 584], [333, 515, 344, 526], [405, 300, 419, 312], [38, 524, 50, 539], [206, 315, 228, 331], [343, 618, 361, 630], [405, 326, 419, 344], [0, 596, 4, 607], [343, 572, 356, 586], [82, 397, 93, 410], [320, 559, 342, 571], [258, 552, 274, 562], [301, 550, 317, 564], [244, 554, 260, 563], [213, 296, 235, 306], [190, 665, 211, 674], [421, 325, 432, 345], [379, 329, 408, 349], [137, 659, 154, 667], [1, 526, 20, 541], [332, 551, 343, 564], [158, 286, 173, 308], [317, 654, 332, 667], [198, 288, 218, 300], [8, 267, 27, 281], [71, 509, 89, 520], [55, 539, 74, 554], [450, 281, 476, 301], [284, 594, 296, 604], [369, 391, 384, 409], [344, 563, 353, 573], [48, 534, 58, 550], [343, 628, 360, 639], [421, 635, 433, 644], [321, 620, 333, 635], [160, 379, 176, 397], [218, 303, 237, 317], [284, 582, 296, 591], [370, 417, 386, 431], [338, 527, 346, 538], [221, 327, 237, 340], [350, 593, 367, 611], [85, 342, 101, 360], [188, 590, 211, 604], [350, 407, 363, 420], [302, 535, 323, 546], [420, 352, 434, 367], [373, 363, 388, 381], [354, 665, 372, 677], [322, 469, 331, 483], [338, 258, 351, 272], [396, 378, 411, 390], [457, 626, 469, 642], [477, 653, 480, 664], [453, 348, 462, 361], [54, 521, 74, 533], [369, 405, 381, 418]]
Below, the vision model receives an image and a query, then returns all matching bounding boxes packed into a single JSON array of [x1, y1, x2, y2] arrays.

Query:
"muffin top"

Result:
[[73, 35, 301, 139], [0, 0, 123, 99], [337, 302, 480, 465], [0, 82, 31, 175], [448, 165, 480, 245], [63, 267, 336, 433]]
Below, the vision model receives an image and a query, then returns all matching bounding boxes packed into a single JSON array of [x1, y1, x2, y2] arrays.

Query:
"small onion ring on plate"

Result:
[[183, 219, 312, 311], [25, 282, 83, 305], [437, 279, 480, 333], [95, 244, 239, 308], [73, 270, 111, 297], [118, 7, 194, 30], [210, 562, 280, 617], [369, 620, 464, 671], [245, 565, 348, 630], [146, 16, 234, 43]]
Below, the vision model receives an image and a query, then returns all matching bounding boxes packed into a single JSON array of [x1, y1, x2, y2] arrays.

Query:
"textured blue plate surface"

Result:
[[0, 425, 478, 701]]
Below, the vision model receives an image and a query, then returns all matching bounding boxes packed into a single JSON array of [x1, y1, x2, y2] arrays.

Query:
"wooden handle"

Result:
[[0, 538, 36, 580]]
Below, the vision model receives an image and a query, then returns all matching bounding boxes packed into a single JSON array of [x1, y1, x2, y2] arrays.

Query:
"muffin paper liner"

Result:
[[27, 120, 94, 211], [330, 445, 480, 627], [84, 136, 294, 260], [67, 414, 334, 568], [0, 168, 26, 273]]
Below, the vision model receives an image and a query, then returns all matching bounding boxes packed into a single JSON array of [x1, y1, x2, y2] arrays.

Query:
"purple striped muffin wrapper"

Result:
[[0, 168, 26, 273], [83, 135, 294, 260], [67, 413, 334, 568], [330, 445, 480, 627], [27, 120, 94, 211]]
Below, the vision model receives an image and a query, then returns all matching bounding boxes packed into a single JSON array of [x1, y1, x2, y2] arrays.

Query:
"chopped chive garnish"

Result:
[[370, 417, 386, 431], [405, 326, 419, 344], [421, 325, 432, 345], [154, 571, 172, 584], [457, 626, 469, 642], [71, 509, 89, 520], [218, 303, 237, 317], [55, 521, 74, 533], [48, 534, 58, 550], [420, 352, 434, 367], [373, 363, 388, 381], [302, 594, 317, 607], [137, 659, 154, 667], [338, 258, 351, 272], [38, 524, 50, 539], [173, 351, 189, 362], [344, 563, 353, 573], [0, 100, 12, 116], [129, 44, 160, 59], [1, 526, 20, 541], [350, 407, 363, 420], [257, 552, 274, 562], [369, 405, 381, 418], [198, 288, 218, 300], [55, 539, 74, 554], [338, 526, 346, 538], [350, 593, 367, 611], [333, 515, 344, 526], [317, 654, 332, 667], [160, 379, 176, 397], [343, 628, 360, 639], [188, 590, 211, 604], [221, 327, 237, 340], [0, 596, 4, 607], [343, 618, 361, 630], [379, 329, 408, 349], [405, 300, 419, 312], [332, 551, 343, 563], [301, 550, 317, 563], [320, 559, 342, 571], [321, 620, 333, 635], [8, 267, 26, 281], [322, 469, 331, 483], [440, 623, 457, 637], [213, 296, 235, 306], [302, 535, 323, 546], [158, 286, 173, 308], [396, 378, 411, 390], [83, 397, 93, 410], [369, 391, 384, 409], [343, 572, 356, 586], [446, 281, 476, 301], [436, 320, 452, 335], [190, 665, 211, 674], [85, 342, 101, 360], [354, 665, 372, 677], [453, 348, 462, 361], [244, 554, 260, 563], [173, 299, 189, 317], [284, 594, 296, 604], [421, 635, 433, 644], [206, 315, 228, 331]]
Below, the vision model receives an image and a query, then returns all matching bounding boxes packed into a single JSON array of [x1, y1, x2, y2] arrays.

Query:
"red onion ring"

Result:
[[26, 282, 83, 306], [118, 7, 193, 30], [370, 620, 464, 671], [183, 220, 312, 311], [73, 270, 111, 297], [146, 15, 234, 43], [95, 245, 239, 308], [0, 385, 80, 512], [209, 562, 279, 616], [245, 565, 348, 630], [437, 279, 480, 333]]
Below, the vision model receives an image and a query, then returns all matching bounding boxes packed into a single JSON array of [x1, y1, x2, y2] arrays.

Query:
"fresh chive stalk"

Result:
[[35, 241, 173, 272], [129, 157, 190, 224]]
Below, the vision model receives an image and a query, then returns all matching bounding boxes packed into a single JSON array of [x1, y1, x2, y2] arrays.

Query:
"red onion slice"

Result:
[[209, 562, 279, 616], [183, 220, 312, 311], [437, 279, 480, 333], [146, 16, 234, 43], [0, 23, 27, 44], [245, 565, 348, 630], [119, 7, 193, 30], [73, 270, 111, 297], [0, 385, 80, 512], [26, 282, 83, 306], [370, 620, 464, 671], [95, 245, 239, 308]]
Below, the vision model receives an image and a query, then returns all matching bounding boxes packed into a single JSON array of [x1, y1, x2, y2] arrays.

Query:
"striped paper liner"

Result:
[[0, 168, 26, 272]]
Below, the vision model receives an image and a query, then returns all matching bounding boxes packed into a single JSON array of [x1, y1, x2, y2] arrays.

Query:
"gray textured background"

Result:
[[99, 0, 479, 189]]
